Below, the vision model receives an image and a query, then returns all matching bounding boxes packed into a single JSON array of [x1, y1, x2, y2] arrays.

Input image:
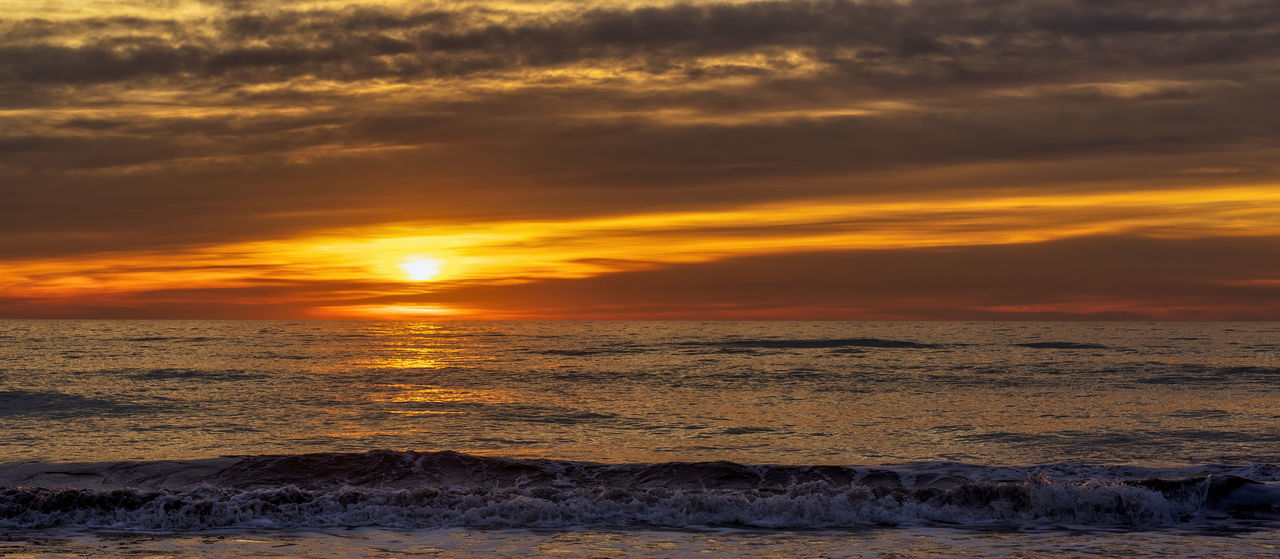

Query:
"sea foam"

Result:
[[2, 451, 1276, 531]]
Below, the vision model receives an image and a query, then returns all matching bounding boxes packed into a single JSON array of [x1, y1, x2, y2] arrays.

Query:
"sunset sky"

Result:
[[3, 0, 1280, 319]]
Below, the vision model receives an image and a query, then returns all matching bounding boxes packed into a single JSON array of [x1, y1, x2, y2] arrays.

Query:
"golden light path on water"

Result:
[[262, 321, 1280, 463]]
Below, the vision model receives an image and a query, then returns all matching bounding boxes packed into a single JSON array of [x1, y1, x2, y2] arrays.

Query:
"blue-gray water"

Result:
[[1, 320, 1278, 557]]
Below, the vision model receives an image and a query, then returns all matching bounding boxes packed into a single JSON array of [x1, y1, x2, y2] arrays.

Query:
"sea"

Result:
[[1, 320, 1277, 557]]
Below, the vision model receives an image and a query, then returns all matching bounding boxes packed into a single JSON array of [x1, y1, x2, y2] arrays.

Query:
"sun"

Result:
[[400, 258, 443, 281]]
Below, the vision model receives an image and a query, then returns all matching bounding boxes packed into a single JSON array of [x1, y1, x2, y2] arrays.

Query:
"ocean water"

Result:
[[1, 320, 1278, 557]]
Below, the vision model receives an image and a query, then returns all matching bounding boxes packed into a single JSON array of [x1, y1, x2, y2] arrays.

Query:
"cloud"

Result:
[[411, 234, 1280, 320], [4, 0, 1280, 320], [5, 1, 1280, 86], [8, 234, 1278, 319]]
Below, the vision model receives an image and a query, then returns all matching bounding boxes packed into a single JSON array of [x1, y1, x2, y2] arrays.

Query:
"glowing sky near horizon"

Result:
[[3, 0, 1280, 319]]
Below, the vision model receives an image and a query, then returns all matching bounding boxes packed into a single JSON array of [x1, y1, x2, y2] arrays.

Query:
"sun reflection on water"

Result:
[[386, 410, 465, 416], [375, 384, 516, 405]]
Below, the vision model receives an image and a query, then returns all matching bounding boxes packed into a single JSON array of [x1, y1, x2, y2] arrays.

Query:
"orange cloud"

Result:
[[3, 183, 1280, 318]]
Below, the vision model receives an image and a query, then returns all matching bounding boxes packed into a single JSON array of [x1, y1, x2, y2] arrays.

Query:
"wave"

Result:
[[1014, 342, 1110, 350], [1, 451, 1276, 531], [0, 390, 158, 418], [117, 336, 222, 343], [681, 338, 939, 350], [129, 368, 261, 382]]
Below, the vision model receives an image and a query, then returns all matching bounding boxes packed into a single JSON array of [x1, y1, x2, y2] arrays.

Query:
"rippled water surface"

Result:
[[2, 320, 1278, 465], [2, 320, 1278, 556]]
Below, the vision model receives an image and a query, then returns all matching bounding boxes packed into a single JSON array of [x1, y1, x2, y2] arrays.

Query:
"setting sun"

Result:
[[400, 258, 443, 281]]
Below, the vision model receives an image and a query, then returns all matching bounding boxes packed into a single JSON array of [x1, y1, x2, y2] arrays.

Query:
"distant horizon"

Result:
[[5, 317, 1279, 323]]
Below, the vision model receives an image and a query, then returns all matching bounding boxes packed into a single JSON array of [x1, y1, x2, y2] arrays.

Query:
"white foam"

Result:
[[0, 478, 1252, 531]]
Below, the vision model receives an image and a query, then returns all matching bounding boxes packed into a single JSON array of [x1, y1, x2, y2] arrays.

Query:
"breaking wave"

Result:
[[2, 451, 1277, 531]]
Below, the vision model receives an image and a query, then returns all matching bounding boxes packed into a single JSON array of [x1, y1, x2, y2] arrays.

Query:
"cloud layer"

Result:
[[3, 1, 1279, 318]]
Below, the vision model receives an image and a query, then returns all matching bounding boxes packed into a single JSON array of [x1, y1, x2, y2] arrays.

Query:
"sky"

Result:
[[3, 0, 1280, 320]]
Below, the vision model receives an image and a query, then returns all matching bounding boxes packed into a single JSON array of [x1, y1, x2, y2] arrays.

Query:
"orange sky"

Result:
[[3, 0, 1280, 319]]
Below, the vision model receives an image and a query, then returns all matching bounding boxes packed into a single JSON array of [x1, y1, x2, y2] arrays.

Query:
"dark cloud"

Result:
[[7, 73, 1279, 178], [4, 1, 1279, 86], [4, 0, 1280, 284]]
